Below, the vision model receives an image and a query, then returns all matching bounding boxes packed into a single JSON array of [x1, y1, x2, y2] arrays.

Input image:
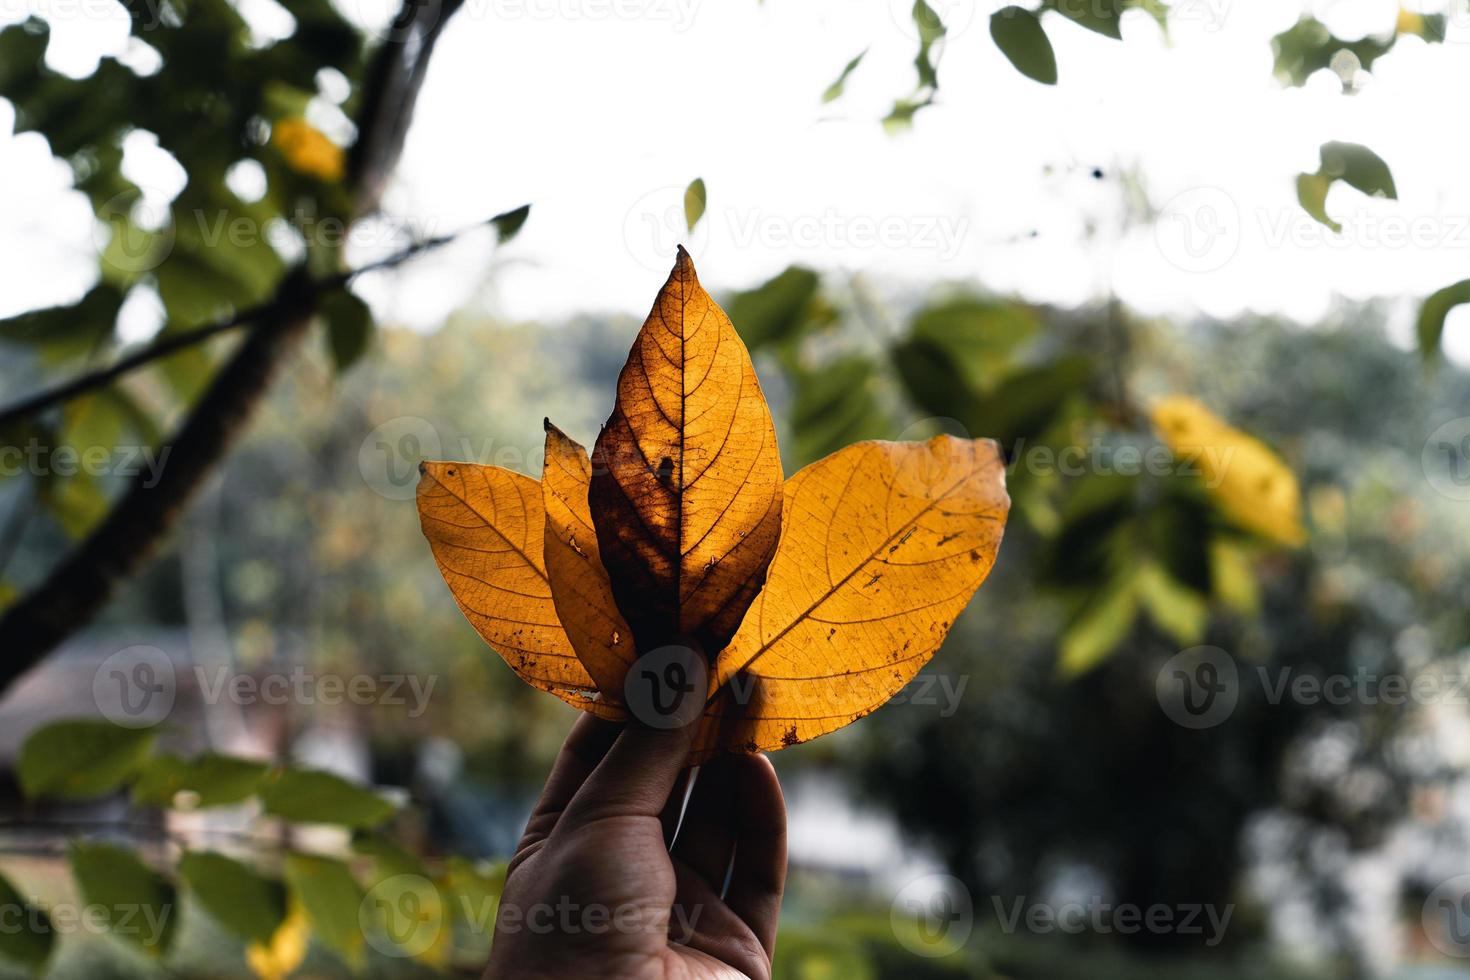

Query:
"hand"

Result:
[[483, 715, 787, 979]]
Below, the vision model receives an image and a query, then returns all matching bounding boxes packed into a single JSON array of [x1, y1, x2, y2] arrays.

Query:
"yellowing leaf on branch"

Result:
[[245, 903, 309, 980], [417, 249, 1011, 757], [1152, 395, 1306, 548], [272, 118, 344, 182]]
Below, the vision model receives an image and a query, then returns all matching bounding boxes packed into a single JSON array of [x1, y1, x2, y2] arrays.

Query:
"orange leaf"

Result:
[[590, 248, 784, 655], [695, 436, 1010, 758], [542, 420, 635, 708], [416, 461, 619, 717]]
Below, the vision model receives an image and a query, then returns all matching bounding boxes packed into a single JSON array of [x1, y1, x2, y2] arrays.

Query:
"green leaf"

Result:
[[1295, 172, 1338, 233], [1271, 16, 1395, 88], [69, 842, 177, 956], [442, 857, 504, 950], [726, 266, 822, 349], [991, 8, 1057, 85], [0, 284, 125, 362], [909, 298, 1040, 390], [1058, 571, 1138, 676], [133, 752, 271, 807], [683, 178, 707, 233], [822, 49, 866, 103], [1297, 142, 1396, 232], [1047, 0, 1125, 39], [1136, 561, 1208, 646], [260, 767, 396, 828], [1416, 278, 1470, 360], [353, 837, 446, 961], [18, 720, 157, 800], [788, 356, 891, 465], [491, 204, 530, 244], [0, 872, 53, 971], [284, 854, 364, 966], [1318, 141, 1396, 199], [322, 290, 373, 372], [179, 851, 287, 944]]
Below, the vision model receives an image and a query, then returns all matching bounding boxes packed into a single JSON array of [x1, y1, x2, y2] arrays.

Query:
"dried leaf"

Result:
[[417, 460, 619, 716], [542, 420, 634, 710], [590, 247, 784, 655], [698, 436, 1009, 758]]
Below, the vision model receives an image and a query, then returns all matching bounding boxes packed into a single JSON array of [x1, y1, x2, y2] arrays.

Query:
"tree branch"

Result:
[[0, 0, 465, 696], [0, 222, 486, 429]]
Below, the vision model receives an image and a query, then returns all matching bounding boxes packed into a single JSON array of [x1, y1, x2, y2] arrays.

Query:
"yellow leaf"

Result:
[[272, 118, 344, 182], [590, 247, 784, 655], [542, 420, 635, 710], [417, 460, 620, 717], [1152, 395, 1306, 548], [697, 436, 1009, 758], [246, 903, 309, 980]]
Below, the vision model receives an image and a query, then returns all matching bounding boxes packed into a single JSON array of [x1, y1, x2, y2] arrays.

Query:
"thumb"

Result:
[[558, 716, 699, 828]]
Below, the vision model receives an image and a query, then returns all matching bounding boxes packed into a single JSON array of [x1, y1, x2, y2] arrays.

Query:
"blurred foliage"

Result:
[[0, 0, 367, 545], [2, 1, 1470, 977]]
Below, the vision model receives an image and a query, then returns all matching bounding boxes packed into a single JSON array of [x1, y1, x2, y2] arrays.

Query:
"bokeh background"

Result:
[[2, 0, 1470, 977]]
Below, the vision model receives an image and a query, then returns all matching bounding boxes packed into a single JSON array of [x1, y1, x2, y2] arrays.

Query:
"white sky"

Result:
[[4, 0, 1470, 363]]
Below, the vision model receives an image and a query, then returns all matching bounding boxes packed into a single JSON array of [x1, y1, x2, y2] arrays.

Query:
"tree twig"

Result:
[[0, 222, 487, 430], [0, 0, 465, 697]]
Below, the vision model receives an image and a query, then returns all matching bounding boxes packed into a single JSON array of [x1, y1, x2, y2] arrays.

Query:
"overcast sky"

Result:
[[3, 0, 1470, 364]]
